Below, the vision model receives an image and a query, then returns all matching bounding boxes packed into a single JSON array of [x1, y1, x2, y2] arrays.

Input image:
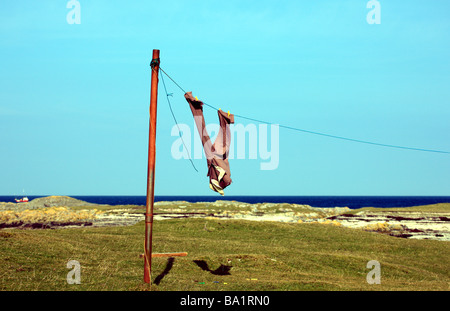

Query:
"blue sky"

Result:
[[0, 1, 449, 196]]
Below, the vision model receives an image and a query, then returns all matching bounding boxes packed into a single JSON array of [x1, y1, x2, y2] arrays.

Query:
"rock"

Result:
[[0, 196, 98, 211]]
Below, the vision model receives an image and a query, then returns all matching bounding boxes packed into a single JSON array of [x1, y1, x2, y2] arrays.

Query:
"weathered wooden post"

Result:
[[144, 50, 188, 284], [144, 49, 160, 284]]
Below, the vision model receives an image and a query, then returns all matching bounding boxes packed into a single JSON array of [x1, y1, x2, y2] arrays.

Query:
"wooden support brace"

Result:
[[140, 252, 188, 258]]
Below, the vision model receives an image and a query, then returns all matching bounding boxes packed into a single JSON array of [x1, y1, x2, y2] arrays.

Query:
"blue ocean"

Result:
[[1, 195, 449, 209]]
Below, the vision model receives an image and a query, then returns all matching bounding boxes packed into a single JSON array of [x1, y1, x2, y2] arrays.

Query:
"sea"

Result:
[[1, 195, 450, 209]]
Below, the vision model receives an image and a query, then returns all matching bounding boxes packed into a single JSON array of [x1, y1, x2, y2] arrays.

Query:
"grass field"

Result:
[[0, 215, 448, 291]]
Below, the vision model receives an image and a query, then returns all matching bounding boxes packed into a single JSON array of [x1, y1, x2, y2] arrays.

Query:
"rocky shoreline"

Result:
[[1, 196, 449, 241]]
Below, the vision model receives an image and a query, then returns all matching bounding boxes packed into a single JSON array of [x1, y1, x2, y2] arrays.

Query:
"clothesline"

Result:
[[160, 69, 198, 172], [157, 66, 450, 155]]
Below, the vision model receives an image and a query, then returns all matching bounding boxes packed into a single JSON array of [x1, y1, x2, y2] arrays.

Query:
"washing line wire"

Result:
[[159, 68, 199, 172], [159, 67, 187, 94], [158, 66, 450, 155]]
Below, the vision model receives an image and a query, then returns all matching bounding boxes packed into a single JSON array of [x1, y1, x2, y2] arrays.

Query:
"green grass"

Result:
[[0, 217, 448, 291]]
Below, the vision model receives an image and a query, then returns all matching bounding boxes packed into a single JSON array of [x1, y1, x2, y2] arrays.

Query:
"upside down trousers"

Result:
[[184, 92, 234, 195]]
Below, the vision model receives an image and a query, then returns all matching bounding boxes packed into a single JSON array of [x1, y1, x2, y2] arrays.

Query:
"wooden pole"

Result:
[[144, 49, 160, 284]]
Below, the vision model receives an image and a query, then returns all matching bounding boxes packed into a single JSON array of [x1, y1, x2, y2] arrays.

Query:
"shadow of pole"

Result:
[[154, 257, 175, 285]]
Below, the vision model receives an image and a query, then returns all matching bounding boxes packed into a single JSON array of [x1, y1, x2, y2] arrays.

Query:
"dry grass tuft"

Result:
[[0, 207, 102, 228]]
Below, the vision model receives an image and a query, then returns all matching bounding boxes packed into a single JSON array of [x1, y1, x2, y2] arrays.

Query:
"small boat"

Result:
[[15, 197, 29, 203]]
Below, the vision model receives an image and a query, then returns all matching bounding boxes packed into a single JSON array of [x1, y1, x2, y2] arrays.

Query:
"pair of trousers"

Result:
[[184, 92, 234, 194]]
